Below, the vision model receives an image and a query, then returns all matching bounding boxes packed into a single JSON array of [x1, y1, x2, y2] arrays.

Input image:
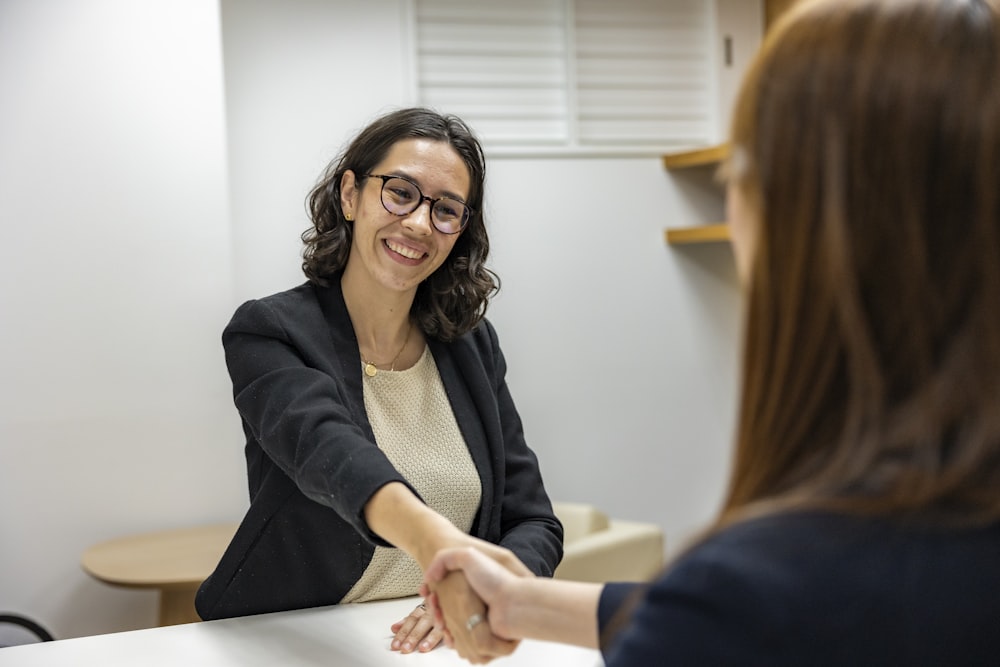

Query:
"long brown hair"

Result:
[[724, 0, 1000, 526]]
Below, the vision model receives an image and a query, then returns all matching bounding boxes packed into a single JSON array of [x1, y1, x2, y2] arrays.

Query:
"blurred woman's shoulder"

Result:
[[640, 511, 1000, 665]]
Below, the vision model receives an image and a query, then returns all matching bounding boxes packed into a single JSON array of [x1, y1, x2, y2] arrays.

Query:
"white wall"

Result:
[[221, 0, 414, 300], [486, 158, 741, 539], [0, 0, 745, 641], [0, 0, 242, 639]]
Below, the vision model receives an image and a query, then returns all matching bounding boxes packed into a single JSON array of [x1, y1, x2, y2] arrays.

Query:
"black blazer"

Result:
[[196, 279, 563, 620]]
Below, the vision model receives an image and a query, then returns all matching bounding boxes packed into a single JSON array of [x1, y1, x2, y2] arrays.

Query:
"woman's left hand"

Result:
[[390, 600, 443, 653]]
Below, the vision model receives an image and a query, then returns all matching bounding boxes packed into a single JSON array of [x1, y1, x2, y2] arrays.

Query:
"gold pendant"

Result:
[[364, 362, 378, 377]]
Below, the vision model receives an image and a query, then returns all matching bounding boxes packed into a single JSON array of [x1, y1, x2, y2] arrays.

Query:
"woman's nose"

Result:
[[403, 199, 434, 235]]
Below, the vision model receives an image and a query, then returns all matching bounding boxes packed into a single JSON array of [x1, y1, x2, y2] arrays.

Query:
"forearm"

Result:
[[364, 481, 462, 567], [503, 577, 603, 649]]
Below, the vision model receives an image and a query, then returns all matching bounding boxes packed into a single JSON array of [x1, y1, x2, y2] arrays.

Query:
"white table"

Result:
[[0, 597, 603, 666]]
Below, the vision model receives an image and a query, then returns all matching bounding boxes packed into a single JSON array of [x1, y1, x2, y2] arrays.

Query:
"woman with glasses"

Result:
[[423, 0, 1000, 664], [195, 108, 562, 657]]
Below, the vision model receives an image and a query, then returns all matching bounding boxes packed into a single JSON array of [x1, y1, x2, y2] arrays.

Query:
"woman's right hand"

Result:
[[419, 536, 531, 663], [430, 569, 520, 664], [423, 547, 523, 646], [362, 483, 531, 659], [387, 534, 524, 657]]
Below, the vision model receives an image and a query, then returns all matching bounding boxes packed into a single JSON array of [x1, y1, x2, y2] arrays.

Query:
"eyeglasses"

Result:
[[365, 173, 472, 234]]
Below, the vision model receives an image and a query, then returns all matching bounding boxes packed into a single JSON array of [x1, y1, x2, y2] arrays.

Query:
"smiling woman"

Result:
[[194, 108, 563, 662], [338, 138, 470, 301]]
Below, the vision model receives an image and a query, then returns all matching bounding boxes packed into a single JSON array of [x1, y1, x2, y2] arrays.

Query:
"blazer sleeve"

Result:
[[598, 536, 795, 665], [223, 297, 416, 546], [478, 320, 565, 576]]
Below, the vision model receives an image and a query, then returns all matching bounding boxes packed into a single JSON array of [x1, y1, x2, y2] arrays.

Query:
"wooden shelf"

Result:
[[664, 223, 730, 245], [659, 0, 797, 249], [661, 143, 729, 169], [662, 144, 730, 246]]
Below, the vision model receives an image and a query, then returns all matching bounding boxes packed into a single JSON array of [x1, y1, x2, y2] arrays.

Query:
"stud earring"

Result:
[[345, 213, 353, 221]]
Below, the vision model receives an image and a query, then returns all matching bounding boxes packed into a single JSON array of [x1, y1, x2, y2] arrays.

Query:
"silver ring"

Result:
[[465, 612, 485, 631], [417, 602, 427, 611]]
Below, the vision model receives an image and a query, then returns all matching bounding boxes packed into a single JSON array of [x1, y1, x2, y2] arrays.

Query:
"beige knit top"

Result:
[[339, 345, 482, 603]]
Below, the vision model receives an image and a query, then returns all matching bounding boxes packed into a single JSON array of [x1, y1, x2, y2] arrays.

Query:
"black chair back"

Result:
[[0, 613, 55, 647]]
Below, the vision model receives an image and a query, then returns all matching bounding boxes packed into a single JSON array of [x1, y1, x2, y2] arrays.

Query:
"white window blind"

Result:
[[414, 0, 715, 155]]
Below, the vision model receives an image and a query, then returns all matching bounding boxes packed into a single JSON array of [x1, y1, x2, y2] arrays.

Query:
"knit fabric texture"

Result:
[[340, 345, 482, 603]]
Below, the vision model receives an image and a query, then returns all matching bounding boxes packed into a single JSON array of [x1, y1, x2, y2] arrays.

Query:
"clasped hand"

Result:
[[388, 540, 529, 661], [418, 545, 530, 664]]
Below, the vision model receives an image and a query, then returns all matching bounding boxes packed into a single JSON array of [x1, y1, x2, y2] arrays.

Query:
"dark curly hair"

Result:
[[301, 108, 499, 342]]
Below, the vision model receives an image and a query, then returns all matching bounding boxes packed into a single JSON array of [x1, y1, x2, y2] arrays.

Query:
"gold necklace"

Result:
[[361, 320, 412, 377]]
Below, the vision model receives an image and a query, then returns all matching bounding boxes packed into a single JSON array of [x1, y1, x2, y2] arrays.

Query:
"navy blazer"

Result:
[[598, 512, 1000, 665], [196, 279, 562, 620]]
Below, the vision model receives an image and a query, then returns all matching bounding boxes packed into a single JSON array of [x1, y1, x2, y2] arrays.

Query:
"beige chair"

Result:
[[552, 501, 665, 583]]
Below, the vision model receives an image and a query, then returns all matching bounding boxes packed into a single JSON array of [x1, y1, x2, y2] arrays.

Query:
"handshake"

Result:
[[416, 544, 535, 665], [375, 485, 597, 663], [400, 541, 600, 664]]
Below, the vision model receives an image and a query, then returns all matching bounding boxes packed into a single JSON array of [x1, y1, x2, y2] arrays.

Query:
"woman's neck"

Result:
[[340, 268, 415, 358]]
